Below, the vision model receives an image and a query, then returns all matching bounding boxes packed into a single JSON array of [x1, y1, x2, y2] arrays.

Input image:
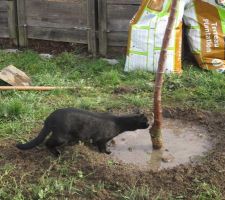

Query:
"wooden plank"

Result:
[[87, 0, 97, 56], [108, 4, 140, 20], [26, 0, 86, 17], [102, 1, 141, 55], [17, 0, 28, 47], [0, 10, 8, 19], [27, 26, 87, 44], [107, 4, 139, 32], [0, 2, 9, 38], [107, 20, 130, 32], [0, 12, 8, 25], [25, 0, 87, 29], [108, 32, 129, 46], [0, 1, 8, 11], [8, 0, 18, 45], [98, 0, 107, 56], [21, 0, 91, 47], [0, 65, 31, 86]]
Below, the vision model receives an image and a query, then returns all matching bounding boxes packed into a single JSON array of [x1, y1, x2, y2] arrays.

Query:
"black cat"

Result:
[[16, 108, 149, 156]]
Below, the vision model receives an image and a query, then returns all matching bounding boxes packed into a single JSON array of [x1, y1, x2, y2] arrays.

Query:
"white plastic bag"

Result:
[[125, 0, 186, 73]]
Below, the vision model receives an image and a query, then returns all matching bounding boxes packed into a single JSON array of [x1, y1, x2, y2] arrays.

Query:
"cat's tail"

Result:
[[16, 126, 51, 150]]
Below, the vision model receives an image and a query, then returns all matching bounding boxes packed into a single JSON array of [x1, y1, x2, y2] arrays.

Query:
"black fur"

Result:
[[16, 108, 149, 156]]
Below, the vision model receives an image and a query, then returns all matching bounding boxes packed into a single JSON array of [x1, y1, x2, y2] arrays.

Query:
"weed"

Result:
[[193, 182, 222, 200], [0, 99, 25, 120], [54, 52, 80, 71], [98, 70, 122, 86], [118, 185, 150, 200]]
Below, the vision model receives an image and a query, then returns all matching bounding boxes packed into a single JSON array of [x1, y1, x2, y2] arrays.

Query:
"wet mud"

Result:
[[109, 118, 211, 170]]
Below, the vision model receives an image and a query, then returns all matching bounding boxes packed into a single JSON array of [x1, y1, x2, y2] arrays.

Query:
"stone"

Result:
[[39, 53, 53, 59], [102, 58, 119, 65], [3, 49, 21, 53], [161, 153, 175, 163]]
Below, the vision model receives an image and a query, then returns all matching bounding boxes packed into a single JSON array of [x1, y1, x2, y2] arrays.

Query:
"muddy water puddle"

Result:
[[109, 119, 211, 170]]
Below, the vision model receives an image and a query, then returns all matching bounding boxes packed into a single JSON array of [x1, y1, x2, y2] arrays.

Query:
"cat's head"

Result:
[[134, 114, 149, 129]]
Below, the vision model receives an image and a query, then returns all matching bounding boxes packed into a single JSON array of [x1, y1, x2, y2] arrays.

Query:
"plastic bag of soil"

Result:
[[125, 0, 187, 73], [183, 0, 225, 72]]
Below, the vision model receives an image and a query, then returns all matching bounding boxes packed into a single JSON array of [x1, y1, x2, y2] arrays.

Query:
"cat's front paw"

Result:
[[98, 147, 111, 154], [104, 149, 111, 154], [105, 151, 111, 154]]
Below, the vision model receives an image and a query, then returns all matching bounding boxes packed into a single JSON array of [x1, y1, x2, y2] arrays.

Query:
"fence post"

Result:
[[7, 0, 18, 46], [87, 0, 97, 56], [98, 0, 107, 56], [16, 0, 28, 47]]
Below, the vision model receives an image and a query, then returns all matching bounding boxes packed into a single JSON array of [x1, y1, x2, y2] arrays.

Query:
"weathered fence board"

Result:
[[17, 0, 28, 46], [0, 1, 8, 10], [98, 0, 141, 56], [0, 1, 9, 38], [25, 1, 87, 29], [27, 27, 87, 43], [8, 0, 18, 45], [0, 0, 17, 45], [87, 0, 97, 56], [16, 0, 97, 54]]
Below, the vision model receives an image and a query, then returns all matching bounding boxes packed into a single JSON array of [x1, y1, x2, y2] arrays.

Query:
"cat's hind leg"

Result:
[[45, 136, 64, 157], [95, 140, 111, 154]]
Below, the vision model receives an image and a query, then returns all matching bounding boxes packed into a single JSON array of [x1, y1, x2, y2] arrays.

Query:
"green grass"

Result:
[[0, 161, 88, 200], [192, 182, 222, 200], [117, 185, 150, 200], [0, 50, 225, 199], [0, 50, 224, 140]]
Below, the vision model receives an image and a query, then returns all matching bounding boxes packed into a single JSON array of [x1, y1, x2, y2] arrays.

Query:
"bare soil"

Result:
[[0, 39, 17, 49], [27, 39, 88, 55], [0, 39, 88, 55], [1, 108, 225, 199]]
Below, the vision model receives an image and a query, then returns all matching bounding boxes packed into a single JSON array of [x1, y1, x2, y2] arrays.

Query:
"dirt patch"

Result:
[[1, 108, 225, 199], [27, 39, 88, 55], [113, 86, 137, 95], [0, 39, 17, 49], [0, 39, 89, 55]]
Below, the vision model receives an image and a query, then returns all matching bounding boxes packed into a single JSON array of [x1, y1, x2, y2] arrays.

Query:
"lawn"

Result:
[[0, 50, 225, 199]]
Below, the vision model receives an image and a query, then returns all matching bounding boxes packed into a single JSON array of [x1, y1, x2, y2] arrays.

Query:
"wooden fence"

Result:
[[98, 0, 141, 56], [0, 1, 9, 38], [0, 0, 17, 46], [0, 0, 141, 56]]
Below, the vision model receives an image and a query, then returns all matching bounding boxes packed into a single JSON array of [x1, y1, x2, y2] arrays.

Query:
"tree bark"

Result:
[[150, 0, 179, 149]]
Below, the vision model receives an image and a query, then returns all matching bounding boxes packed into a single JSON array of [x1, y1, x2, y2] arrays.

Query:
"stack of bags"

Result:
[[125, 0, 225, 73]]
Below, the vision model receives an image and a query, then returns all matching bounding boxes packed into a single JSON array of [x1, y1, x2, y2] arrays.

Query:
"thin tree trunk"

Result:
[[150, 0, 179, 149]]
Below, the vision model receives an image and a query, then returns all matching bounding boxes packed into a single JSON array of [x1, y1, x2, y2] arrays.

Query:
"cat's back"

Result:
[[45, 108, 115, 123], [46, 108, 87, 120]]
